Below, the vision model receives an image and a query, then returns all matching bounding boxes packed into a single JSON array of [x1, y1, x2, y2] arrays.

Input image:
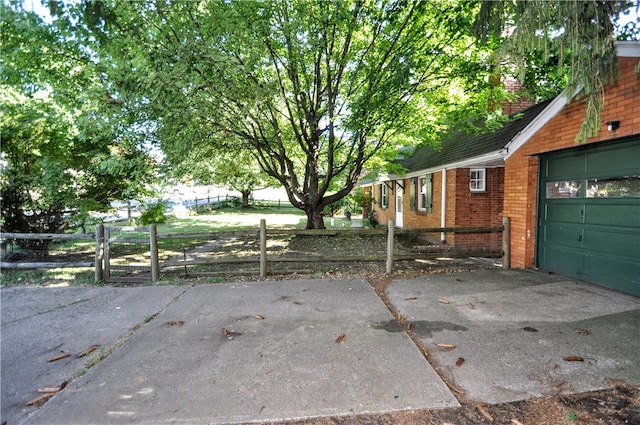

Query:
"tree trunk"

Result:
[[305, 208, 325, 230], [241, 190, 251, 208]]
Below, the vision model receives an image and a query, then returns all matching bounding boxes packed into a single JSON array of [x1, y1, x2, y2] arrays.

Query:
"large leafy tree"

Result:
[[67, 0, 496, 229], [168, 143, 278, 208], [0, 2, 155, 244]]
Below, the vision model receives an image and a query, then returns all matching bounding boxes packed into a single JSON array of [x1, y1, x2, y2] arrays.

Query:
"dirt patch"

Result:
[[257, 381, 640, 424], [161, 232, 492, 281]]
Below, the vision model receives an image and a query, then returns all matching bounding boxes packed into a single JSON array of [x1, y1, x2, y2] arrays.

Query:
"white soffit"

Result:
[[617, 40, 640, 57]]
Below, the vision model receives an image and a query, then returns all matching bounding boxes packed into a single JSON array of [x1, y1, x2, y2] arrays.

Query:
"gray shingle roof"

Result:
[[398, 97, 556, 172]]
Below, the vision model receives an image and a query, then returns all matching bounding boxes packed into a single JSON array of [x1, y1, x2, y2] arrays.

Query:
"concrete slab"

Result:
[[387, 269, 640, 404], [1, 285, 188, 425], [16, 279, 457, 425]]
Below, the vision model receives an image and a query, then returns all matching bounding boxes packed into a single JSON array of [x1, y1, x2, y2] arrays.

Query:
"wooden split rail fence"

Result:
[[1, 218, 510, 282]]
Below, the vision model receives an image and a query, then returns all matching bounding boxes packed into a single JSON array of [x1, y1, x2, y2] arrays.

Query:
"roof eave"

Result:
[[403, 150, 506, 179], [503, 92, 571, 160], [617, 40, 640, 57]]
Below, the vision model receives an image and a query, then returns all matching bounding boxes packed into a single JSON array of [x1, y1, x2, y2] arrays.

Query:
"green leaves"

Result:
[[0, 3, 156, 235], [473, 0, 635, 142]]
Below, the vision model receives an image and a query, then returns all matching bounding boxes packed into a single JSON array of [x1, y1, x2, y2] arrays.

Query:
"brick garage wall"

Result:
[[504, 56, 640, 268], [453, 167, 504, 252]]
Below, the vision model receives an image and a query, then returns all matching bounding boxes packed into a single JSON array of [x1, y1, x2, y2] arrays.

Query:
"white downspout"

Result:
[[441, 168, 446, 242]]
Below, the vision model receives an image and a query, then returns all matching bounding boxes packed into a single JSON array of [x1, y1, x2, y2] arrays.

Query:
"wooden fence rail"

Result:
[[0, 229, 100, 279], [1, 219, 509, 282]]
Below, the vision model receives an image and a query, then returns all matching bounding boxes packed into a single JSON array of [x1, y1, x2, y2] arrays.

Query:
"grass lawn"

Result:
[[158, 206, 361, 233]]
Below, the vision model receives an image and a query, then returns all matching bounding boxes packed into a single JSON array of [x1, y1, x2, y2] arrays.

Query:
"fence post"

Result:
[[502, 216, 510, 269], [104, 227, 111, 281], [259, 219, 267, 279], [94, 224, 104, 282], [150, 224, 160, 281], [386, 219, 394, 274]]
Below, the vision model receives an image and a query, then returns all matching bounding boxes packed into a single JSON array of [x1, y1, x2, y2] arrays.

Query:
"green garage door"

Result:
[[537, 138, 640, 296]]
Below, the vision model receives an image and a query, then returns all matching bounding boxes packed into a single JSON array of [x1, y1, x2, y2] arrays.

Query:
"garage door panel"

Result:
[[586, 146, 640, 176], [543, 224, 583, 248], [582, 229, 640, 259], [546, 154, 585, 178], [583, 254, 640, 297], [584, 202, 640, 227], [541, 245, 583, 278], [545, 203, 584, 223]]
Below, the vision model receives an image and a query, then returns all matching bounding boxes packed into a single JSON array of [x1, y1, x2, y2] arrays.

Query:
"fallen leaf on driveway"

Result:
[[167, 321, 185, 326], [335, 333, 346, 343], [435, 343, 456, 349], [575, 328, 589, 335], [437, 298, 451, 304], [47, 353, 70, 362], [26, 393, 54, 406], [38, 381, 67, 394], [253, 314, 265, 320], [456, 357, 465, 366], [562, 355, 584, 362], [78, 346, 98, 357], [476, 403, 494, 421], [467, 303, 475, 309], [405, 296, 417, 300], [447, 382, 465, 396]]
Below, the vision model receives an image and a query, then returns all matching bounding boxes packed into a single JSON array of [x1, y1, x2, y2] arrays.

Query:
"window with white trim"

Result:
[[379, 183, 388, 208], [470, 168, 486, 192], [417, 175, 432, 212]]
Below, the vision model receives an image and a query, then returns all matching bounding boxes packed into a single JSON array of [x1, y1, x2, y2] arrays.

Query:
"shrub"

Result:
[[139, 202, 168, 225]]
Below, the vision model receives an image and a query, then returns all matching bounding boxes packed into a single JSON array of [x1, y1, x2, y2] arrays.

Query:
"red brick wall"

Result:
[[453, 168, 504, 251], [400, 173, 443, 229], [391, 168, 504, 250], [504, 56, 640, 268], [371, 183, 394, 226]]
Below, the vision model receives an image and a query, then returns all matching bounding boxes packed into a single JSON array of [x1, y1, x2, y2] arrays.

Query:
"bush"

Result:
[[350, 188, 373, 214], [139, 202, 168, 225]]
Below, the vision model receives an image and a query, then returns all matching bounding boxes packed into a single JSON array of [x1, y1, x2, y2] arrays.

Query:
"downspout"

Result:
[[441, 168, 446, 242]]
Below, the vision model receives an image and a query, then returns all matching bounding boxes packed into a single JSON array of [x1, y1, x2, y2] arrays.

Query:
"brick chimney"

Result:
[[501, 76, 535, 115]]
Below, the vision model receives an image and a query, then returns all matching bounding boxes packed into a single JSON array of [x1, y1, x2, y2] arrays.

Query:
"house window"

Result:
[[470, 168, 486, 192], [417, 174, 432, 212], [379, 183, 388, 208]]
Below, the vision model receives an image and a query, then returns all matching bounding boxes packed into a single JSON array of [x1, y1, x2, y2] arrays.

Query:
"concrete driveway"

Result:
[[1, 269, 638, 424], [386, 269, 640, 404]]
